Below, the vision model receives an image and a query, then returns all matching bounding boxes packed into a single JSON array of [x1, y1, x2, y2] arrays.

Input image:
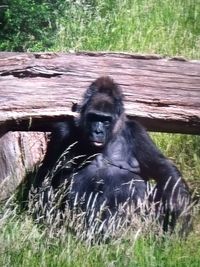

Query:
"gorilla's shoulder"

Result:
[[51, 120, 78, 141], [125, 119, 147, 135]]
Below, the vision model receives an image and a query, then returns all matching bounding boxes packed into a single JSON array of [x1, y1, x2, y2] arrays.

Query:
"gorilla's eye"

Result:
[[87, 113, 99, 122], [104, 120, 111, 127], [87, 113, 112, 125]]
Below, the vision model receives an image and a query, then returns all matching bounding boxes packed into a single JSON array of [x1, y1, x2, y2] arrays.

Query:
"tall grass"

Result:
[[0, 195, 199, 267], [54, 0, 200, 59], [151, 133, 200, 181]]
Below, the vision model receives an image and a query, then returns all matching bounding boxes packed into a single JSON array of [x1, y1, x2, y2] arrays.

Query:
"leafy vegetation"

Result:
[[1, 0, 200, 58], [0, 0, 200, 266]]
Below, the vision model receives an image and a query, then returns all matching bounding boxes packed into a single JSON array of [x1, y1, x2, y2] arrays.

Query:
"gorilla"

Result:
[[34, 76, 190, 232]]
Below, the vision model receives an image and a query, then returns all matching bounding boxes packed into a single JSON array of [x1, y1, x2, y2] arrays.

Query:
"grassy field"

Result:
[[53, 0, 200, 59], [0, 198, 200, 267], [1, 0, 200, 266]]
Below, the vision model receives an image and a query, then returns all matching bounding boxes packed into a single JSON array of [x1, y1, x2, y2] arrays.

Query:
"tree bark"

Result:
[[0, 52, 200, 134]]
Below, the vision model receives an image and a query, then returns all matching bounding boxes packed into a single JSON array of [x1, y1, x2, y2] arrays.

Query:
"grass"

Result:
[[2, 0, 200, 58], [1, 0, 200, 266], [150, 133, 200, 198], [53, 0, 200, 59], [0, 196, 199, 267]]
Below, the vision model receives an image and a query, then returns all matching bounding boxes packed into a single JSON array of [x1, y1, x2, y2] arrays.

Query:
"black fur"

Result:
[[34, 76, 190, 232]]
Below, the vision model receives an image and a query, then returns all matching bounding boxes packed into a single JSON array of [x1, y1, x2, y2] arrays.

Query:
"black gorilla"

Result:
[[35, 76, 190, 232]]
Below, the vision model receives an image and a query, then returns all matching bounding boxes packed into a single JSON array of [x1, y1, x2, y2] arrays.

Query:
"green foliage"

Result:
[[51, 0, 200, 58], [0, 0, 65, 51], [0, 0, 200, 58]]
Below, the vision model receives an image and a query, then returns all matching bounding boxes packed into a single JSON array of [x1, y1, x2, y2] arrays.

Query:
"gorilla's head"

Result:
[[78, 76, 124, 148]]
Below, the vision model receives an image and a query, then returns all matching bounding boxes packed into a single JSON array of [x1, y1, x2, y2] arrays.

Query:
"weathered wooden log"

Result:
[[0, 132, 47, 200], [0, 52, 200, 200], [0, 52, 200, 134]]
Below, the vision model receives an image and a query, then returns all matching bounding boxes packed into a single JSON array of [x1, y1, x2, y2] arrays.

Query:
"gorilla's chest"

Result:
[[73, 135, 140, 182], [70, 139, 145, 206]]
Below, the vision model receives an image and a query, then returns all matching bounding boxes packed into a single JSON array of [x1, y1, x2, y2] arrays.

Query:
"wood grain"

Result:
[[0, 52, 200, 134]]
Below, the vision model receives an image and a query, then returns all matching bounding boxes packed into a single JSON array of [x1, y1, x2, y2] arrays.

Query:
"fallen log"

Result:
[[0, 52, 200, 134], [0, 52, 200, 200]]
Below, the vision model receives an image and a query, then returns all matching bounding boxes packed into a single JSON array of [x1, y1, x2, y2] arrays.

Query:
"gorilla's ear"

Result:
[[115, 98, 124, 117], [71, 102, 81, 112]]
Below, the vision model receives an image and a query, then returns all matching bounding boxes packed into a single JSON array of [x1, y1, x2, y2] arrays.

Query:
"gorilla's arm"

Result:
[[128, 121, 190, 205], [34, 121, 76, 187]]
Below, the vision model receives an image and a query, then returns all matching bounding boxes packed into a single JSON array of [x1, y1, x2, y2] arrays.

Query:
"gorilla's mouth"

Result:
[[91, 141, 104, 147]]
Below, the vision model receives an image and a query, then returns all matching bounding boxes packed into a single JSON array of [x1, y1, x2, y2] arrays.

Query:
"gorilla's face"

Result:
[[80, 95, 117, 149], [86, 111, 113, 148]]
